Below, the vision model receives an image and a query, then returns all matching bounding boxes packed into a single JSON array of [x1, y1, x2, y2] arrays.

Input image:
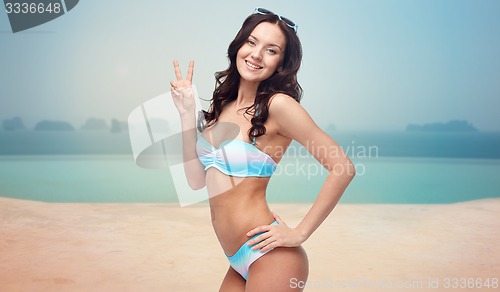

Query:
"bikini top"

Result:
[[196, 105, 277, 177]]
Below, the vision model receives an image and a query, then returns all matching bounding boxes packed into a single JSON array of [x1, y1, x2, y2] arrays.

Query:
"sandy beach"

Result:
[[1, 197, 499, 291]]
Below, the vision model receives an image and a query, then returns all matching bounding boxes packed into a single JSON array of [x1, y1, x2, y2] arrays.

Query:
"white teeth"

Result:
[[246, 61, 262, 69]]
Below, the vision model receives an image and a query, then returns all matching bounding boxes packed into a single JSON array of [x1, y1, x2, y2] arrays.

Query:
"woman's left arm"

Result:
[[247, 94, 356, 251]]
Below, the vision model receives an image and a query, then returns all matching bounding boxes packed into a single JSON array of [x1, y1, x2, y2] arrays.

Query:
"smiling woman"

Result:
[[169, 7, 355, 292], [236, 23, 286, 83]]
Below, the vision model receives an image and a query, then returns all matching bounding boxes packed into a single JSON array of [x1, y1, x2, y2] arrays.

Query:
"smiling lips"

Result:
[[245, 60, 263, 70]]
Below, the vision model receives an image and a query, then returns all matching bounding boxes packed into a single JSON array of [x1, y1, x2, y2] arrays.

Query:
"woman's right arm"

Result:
[[171, 60, 206, 190]]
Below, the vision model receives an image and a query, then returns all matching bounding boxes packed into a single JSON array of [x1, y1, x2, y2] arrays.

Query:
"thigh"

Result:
[[219, 265, 246, 292], [246, 246, 309, 292]]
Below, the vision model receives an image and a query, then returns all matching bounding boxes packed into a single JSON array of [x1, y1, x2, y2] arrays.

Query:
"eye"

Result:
[[267, 48, 277, 55], [247, 39, 256, 46]]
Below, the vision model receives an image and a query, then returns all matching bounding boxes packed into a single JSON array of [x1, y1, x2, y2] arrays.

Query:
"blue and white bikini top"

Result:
[[196, 105, 277, 177]]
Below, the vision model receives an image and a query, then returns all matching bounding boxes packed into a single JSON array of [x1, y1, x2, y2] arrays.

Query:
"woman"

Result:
[[171, 8, 355, 291]]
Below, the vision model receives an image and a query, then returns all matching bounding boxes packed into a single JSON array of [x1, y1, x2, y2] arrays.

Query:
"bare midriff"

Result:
[[207, 171, 276, 257]]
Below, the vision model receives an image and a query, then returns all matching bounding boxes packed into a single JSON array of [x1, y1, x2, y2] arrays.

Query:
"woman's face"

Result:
[[236, 21, 286, 84]]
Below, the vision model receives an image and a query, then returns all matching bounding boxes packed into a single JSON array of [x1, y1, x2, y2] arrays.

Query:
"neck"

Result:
[[235, 78, 260, 107]]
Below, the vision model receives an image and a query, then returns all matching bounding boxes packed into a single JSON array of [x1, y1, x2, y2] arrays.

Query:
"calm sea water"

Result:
[[1, 131, 499, 204], [1, 130, 500, 158], [0, 154, 498, 204]]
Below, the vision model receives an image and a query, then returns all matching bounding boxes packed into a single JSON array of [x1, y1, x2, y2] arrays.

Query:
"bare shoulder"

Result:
[[269, 93, 314, 124], [268, 93, 318, 140], [268, 93, 300, 113]]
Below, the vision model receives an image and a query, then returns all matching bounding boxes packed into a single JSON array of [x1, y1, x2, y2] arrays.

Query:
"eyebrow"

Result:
[[249, 35, 283, 51]]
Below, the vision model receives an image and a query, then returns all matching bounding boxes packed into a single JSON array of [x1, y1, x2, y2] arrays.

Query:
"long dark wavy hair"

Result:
[[198, 10, 303, 142]]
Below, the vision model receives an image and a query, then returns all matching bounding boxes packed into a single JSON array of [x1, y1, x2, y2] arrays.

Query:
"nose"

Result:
[[251, 47, 263, 61]]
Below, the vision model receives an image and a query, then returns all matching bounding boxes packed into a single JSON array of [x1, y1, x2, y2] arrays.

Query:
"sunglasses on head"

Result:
[[253, 7, 298, 33]]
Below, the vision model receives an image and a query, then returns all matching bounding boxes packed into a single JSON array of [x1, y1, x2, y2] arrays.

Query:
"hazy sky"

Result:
[[1, 0, 499, 131]]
